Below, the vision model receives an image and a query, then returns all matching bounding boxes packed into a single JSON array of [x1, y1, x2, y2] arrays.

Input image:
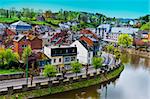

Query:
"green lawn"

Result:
[[0, 69, 23, 75], [0, 17, 19, 23]]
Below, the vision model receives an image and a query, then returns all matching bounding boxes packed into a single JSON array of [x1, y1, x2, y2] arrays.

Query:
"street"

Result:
[[0, 52, 115, 91]]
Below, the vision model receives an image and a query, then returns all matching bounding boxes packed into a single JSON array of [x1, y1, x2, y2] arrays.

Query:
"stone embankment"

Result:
[[125, 48, 150, 58], [0, 64, 124, 98]]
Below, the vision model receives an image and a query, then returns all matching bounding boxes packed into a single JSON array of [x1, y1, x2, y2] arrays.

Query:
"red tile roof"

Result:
[[80, 36, 93, 46], [80, 29, 98, 40], [134, 39, 146, 46]]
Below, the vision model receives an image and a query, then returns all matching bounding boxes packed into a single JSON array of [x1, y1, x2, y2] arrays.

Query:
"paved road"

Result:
[[0, 66, 97, 91], [0, 52, 115, 91]]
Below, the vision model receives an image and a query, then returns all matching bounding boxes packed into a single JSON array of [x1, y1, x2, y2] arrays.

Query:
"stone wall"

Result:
[[0, 72, 24, 81], [0, 64, 123, 96], [126, 48, 150, 58]]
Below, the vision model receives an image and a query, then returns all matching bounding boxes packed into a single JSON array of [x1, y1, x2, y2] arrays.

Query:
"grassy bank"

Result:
[[0, 65, 124, 99], [0, 69, 23, 75]]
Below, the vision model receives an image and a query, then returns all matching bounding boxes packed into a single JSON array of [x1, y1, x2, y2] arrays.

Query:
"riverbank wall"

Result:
[[125, 48, 150, 58], [0, 65, 124, 99]]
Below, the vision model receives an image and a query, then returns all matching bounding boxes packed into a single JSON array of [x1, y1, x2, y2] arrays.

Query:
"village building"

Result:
[[13, 34, 42, 56], [10, 21, 32, 34], [44, 46, 77, 70], [71, 40, 93, 65]]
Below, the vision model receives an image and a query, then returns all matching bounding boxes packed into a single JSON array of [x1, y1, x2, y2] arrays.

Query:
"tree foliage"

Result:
[[114, 48, 121, 60], [0, 48, 19, 68], [139, 15, 150, 22], [106, 44, 114, 53], [71, 61, 82, 76], [43, 64, 57, 80], [5, 49, 19, 65], [22, 46, 32, 63], [118, 34, 133, 47], [0, 8, 107, 28], [140, 22, 150, 31], [92, 57, 103, 71]]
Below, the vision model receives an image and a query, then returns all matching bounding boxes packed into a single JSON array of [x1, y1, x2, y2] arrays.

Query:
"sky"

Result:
[[0, 0, 149, 18]]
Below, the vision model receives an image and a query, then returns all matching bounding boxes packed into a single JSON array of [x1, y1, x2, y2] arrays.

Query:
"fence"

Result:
[[0, 72, 24, 81]]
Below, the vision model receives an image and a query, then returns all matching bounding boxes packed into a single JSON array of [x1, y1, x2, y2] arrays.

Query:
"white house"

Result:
[[44, 45, 77, 70], [71, 40, 93, 65], [96, 24, 139, 42], [107, 27, 139, 41]]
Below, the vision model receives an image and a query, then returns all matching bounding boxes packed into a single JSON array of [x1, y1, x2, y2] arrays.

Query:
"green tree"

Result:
[[106, 44, 114, 53], [92, 57, 103, 72], [44, 10, 52, 19], [71, 25, 79, 32], [22, 46, 32, 84], [71, 61, 82, 77], [22, 46, 32, 63], [118, 34, 133, 48], [0, 48, 19, 68], [114, 48, 121, 60], [139, 15, 150, 22], [43, 64, 57, 81], [5, 49, 19, 65], [140, 22, 150, 31], [0, 48, 5, 66]]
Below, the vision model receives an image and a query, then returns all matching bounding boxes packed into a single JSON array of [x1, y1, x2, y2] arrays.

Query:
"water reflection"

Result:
[[36, 53, 150, 99]]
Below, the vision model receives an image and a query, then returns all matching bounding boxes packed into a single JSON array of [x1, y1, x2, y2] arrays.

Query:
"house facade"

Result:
[[133, 31, 150, 47], [71, 40, 93, 65], [96, 24, 111, 39], [80, 36, 99, 56], [44, 46, 77, 70], [10, 21, 32, 34], [13, 34, 42, 56], [96, 24, 139, 42]]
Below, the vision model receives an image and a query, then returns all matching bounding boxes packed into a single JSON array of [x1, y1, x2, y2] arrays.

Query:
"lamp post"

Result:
[[26, 53, 28, 84]]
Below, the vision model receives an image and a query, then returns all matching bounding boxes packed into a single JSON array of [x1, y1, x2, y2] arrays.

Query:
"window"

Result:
[[22, 45, 27, 48], [72, 49, 75, 53], [64, 57, 70, 62], [59, 58, 61, 62], [71, 57, 75, 61], [88, 59, 91, 64], [88, 53, 90, 57], [54, 59, 56, 63], [66, 49, 68, 53]]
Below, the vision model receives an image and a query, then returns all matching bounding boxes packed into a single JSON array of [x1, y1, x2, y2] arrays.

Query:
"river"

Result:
[[37, 53, 150, 99]]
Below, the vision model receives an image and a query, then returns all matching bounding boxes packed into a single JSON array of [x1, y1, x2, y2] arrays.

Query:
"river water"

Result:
[[37, 53, 150, 99]]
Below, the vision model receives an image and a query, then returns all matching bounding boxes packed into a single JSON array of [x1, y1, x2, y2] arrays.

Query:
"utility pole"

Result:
[[26, 53, 28, 84]]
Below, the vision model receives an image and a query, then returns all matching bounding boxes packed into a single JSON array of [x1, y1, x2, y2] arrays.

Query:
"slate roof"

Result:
[[13, 34, 25, 42], [11, 21, 31, 26], [111, 27, 139, 34], [0, 23, 6, 29], [10, 21, 32, 30]]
